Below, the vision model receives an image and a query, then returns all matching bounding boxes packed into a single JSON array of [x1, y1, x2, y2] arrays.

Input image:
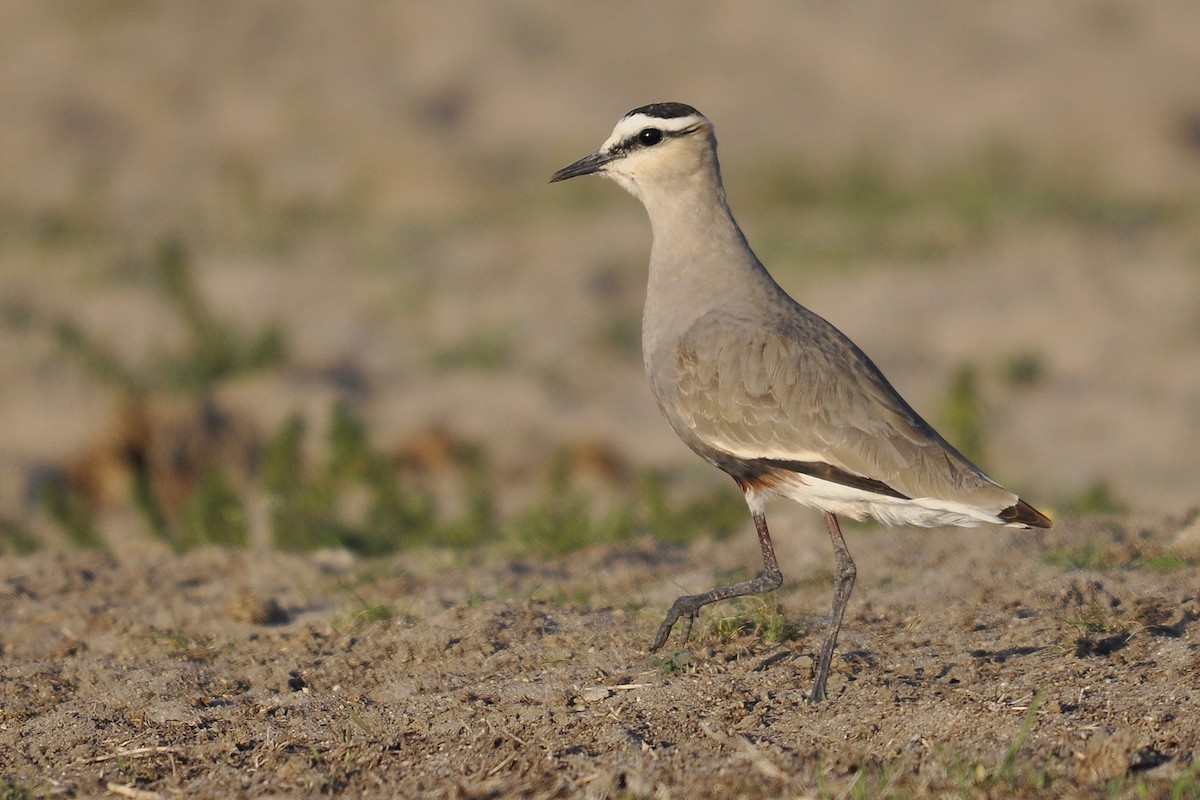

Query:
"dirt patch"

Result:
[[2, 513, 1197, 797]]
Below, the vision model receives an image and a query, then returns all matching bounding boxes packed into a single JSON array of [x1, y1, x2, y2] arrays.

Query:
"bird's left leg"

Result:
[[650, 509, 782, 651]]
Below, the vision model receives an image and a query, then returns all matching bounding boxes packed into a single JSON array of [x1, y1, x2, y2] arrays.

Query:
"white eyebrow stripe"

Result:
[[601, 113, 707, 152]]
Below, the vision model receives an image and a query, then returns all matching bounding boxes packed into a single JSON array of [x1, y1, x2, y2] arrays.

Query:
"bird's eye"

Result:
[[638, 128, 664, 146]]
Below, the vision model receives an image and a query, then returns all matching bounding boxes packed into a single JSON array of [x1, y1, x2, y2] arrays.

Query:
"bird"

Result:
[[550, 102, 1051, 702]]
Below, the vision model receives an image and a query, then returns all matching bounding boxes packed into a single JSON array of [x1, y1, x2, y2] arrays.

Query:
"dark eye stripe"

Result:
[[618, 122, 702, 153]]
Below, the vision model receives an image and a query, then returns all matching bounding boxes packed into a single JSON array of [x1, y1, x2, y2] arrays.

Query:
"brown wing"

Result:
[[669, 308, 1014, 507]]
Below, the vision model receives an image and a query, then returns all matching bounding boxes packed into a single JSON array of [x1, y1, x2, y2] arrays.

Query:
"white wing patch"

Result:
[[767, 471, 1013, 528]]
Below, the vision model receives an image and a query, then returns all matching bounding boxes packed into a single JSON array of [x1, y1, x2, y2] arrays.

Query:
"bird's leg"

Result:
[[650, 510, 783, 651], [809, 511, 856, 703]]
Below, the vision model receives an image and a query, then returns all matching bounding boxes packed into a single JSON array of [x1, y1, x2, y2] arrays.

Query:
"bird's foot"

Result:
[[649, 595, 704, 652]]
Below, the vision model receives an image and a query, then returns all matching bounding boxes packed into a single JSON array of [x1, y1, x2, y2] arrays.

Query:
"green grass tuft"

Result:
[[648, 649, 692, 676], [995, 692, 1043, 788], [708, 598, 801, 645], [0, 779, 31, 800]]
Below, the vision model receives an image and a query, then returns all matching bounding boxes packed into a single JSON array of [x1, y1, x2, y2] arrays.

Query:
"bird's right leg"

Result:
[[650, 510, 783, 651], [809, 511, 856, 703]]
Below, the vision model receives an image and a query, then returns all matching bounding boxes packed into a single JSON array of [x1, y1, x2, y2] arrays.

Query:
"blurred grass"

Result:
[[1060, 478, 1129, 516], [938, 364, 987, 465], [16, 145, 1178, 560], [263, 404, 439, 555], [30, 237, 749, 556], [742, 144, 1188, 268], [32, 391, 748, 558], [0, 517, 40, 556], [1043, 542, 1194, 572], [177, 465, 248, 550], [152, 240, 286, 393], [39, 480, 103, 549], [506, 451, 634, 554], [34, 279, 752, 562], [596, 313, 642, 359], [50, 239, 286, 396], [506, 453, 745, 556], [430, 327, 515, 372], [26, 244, 1146, 561], [39, 240, 282, 551], [1003, 351, 1047, 387], [0, 778, 32, 800]]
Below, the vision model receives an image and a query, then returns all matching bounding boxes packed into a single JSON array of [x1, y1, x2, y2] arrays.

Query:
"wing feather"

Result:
[[670, 309, 1011, 506]]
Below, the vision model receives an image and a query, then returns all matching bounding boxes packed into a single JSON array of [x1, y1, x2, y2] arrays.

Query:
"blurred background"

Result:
[[1, 1, 1199, 554]]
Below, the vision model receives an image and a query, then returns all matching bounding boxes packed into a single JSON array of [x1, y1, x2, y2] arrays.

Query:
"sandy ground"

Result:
[[2, 513, 1199, 797], [2, 2, 1200, 797]]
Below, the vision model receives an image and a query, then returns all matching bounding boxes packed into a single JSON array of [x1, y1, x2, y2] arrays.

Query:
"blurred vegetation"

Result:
[[177, 465, 249, 550], [0, 778, 32, 800], [506, 452, 634, 554], [151, 240, 287, 393], [23, 246, 1150, 562], [11, 216, 1152, 565], [506, 455, 745, 555], [1043, 513, 1197, 572], [430, 327, 515, 371], [1044, 542, 1194, 572], [35, 240, 280, 551], [51, 239, 286, 397], [33, 391, 748, 557], [1002, 351, 1047, 387], [745, 143, 1184, 267], [0, 516, 40, 556], [28, 240, 748, 555], [263, 404, 438, 555], [40, 478, 104, 549], [938, 364, 987, 465], [937, 353, 1053, 466], [1060, 478, 1129, 516], [596, 313, 642, 359]]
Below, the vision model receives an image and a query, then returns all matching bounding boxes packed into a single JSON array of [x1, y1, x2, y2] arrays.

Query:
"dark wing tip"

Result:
[[999, 498, 1053, 529]]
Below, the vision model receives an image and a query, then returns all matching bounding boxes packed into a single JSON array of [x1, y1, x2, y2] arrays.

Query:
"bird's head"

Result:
[[550, 102, 716, 200]]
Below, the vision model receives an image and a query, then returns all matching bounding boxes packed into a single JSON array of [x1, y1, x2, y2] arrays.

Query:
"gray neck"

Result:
[[640, 161, 778, 358]]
